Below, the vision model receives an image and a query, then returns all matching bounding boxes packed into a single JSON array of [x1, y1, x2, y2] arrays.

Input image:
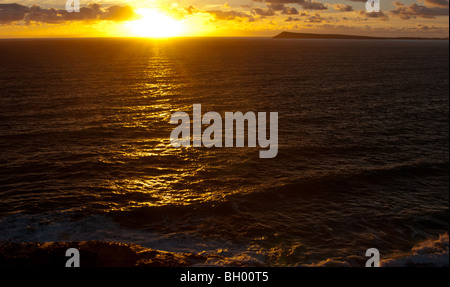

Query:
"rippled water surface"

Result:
[[0, 38, 448, 266]]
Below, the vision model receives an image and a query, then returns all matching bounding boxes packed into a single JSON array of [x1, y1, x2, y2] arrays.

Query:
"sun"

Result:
[[127, 8, 184, 38]]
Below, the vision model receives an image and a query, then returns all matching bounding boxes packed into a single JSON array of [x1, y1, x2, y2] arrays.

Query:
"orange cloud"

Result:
[[0, 3, 140, 24], [392, 1, 449, 19]]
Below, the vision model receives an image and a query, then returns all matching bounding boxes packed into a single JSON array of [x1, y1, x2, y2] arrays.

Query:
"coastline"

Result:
[[1, 233, 448, 267], [273, 31, 450, 40], [0, 241, 254, 267]]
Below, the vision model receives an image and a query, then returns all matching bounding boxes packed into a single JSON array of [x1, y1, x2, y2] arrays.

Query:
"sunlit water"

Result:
[[0, 38, 448, 266]]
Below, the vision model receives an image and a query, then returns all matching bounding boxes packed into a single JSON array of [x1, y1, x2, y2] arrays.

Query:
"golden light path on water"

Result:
[[91, 49, 252, 212]]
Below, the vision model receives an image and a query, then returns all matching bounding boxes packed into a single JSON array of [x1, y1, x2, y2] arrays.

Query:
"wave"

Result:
[[380, 233, 449, 267], [1, 211, 448, 267], [299, 233, 449, 267], [234, 160, 449, 206], [0, 213, 272, 267], [0, 240, 257, 267]]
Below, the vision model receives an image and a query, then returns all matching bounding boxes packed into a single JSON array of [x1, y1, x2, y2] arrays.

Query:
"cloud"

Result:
[[267, 3, 286, 10], [423, 0, 449, 7], [282, 6, 300, 14], [391, 1, 449, 19], [211, 3, 300, 19], [334, 4, 355, 12], [0, 3, 139, 24], [206, 9, 254, 21], [417, 24, 449, 31], [301, 1, 328, 10], [306, 13, 325, 22], [101, 5, 137, 21], [253, 0, 328, 10], [252, 7, 276, 16], [266, 4, 299, 14], [185, 6, 199, 15], [358, 9, 389, 20], [0, 3, 30, 23]]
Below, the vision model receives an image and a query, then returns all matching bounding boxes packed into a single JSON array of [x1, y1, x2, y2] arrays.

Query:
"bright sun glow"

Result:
[[128, 8, 184, 38]]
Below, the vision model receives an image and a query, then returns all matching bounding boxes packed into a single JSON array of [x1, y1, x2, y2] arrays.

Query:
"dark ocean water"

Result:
[[0, 38, 448, 266]]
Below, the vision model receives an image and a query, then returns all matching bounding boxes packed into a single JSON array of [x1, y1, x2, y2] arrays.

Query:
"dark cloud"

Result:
[[253, 0, 328, 10], [306, 14, 324, 23], [231, 3, 299, 19], [25, 5, 64, 23], [301, 1, 328, 10], [266, 4, 299, 14], [423, 0, 449, 7], [285, 16, 300, 21], [0, 3, 139, 24], [358, 9, 389, 20], [252, 7, 276, 16], [282, 6, 300, 14], [391, 1, 449, 19], [206, 10, 254, 21], [417, 24, 449, 31], [0, 3, 29, 23], [286, 12, 332, 24], [334, 4, 355, 12], [267, 3, 286, 10]]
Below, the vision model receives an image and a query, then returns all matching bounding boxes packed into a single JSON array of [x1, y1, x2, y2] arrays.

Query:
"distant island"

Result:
[[273, 31, 449, 40]]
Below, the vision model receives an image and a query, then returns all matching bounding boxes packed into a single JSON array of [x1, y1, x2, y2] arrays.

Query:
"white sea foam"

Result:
[[0, 212, 267, 266], [381, 233, 449, 267]]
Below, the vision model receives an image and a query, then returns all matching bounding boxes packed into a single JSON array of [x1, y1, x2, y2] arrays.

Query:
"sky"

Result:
[[0, 0, 448, 37]]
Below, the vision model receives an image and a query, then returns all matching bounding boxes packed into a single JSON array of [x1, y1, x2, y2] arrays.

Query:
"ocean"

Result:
[[0, 38, 448, 266]]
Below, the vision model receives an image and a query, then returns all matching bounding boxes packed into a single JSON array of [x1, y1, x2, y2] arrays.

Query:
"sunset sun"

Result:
[[128, 8, 184, 38]]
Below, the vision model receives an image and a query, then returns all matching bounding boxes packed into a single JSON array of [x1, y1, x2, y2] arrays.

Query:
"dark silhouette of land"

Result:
[[273, 31, 449, 40], [0, 241, 261, 267]]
